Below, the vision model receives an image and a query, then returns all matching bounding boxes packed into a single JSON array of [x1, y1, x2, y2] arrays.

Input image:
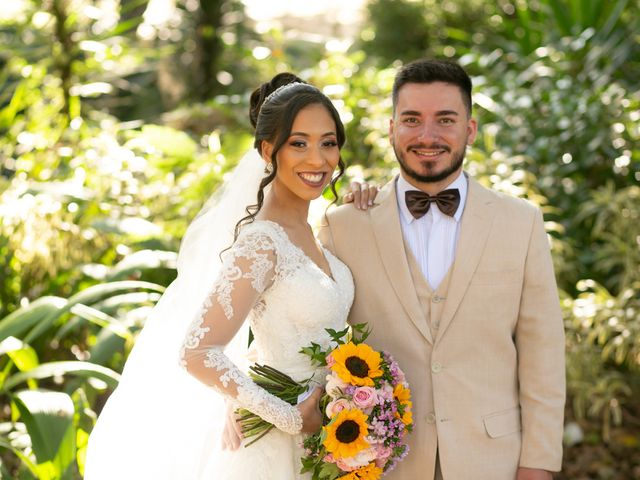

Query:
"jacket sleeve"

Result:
[[516, 208, 566, 471], [317, 213, 337, 255]]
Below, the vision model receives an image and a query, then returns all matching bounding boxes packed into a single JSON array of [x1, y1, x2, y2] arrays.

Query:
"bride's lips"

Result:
[[298, 171, 328, 188]]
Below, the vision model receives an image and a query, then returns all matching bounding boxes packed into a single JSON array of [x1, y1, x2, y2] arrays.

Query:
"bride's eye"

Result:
[[290, 140, 306, 148]]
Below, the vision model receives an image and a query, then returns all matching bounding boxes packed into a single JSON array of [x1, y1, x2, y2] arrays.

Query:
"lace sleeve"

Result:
[[179, 227, 302, 435]]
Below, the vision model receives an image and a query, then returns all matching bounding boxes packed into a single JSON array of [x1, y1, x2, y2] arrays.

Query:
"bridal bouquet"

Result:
[[237, 324, 413, 480]]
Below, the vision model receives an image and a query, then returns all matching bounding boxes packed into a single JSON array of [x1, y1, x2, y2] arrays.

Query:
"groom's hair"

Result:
[[392, 59, 473, 116]]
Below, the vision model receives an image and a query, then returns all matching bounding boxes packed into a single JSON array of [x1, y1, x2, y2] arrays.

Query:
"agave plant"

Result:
[[0, 279, 165, 479]]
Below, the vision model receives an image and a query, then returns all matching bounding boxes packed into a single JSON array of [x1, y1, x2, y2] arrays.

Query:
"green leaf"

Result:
[[139, 125, 198, 164], [318, 461, 341, 479], [0, 337, 39, 371], [3, 361, 121, 392], [23, 281, 164, 345], [300, 342, 327, 366], [106, 249, 177, 281], [0, 436, 40, 477], [349, 323, 372, 344], [0, 296, 67, 342], [0, 81, 27, 129], [87, 328, 127, 367], [543, 0, 574, 35], [67, 303, 132, 340], [12, 390, 75, 472], [76, 428, 90, 477], [325, 326, 350, 344]]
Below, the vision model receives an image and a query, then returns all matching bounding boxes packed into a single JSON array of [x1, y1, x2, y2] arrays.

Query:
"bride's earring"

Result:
[[264, 162, 273, 174]]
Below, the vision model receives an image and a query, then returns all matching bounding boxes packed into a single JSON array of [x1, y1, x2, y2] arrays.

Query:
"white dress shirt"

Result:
[[396, 172, 468, 290]]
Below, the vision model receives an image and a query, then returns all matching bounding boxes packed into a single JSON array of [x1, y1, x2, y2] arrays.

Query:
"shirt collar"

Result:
[[396, 171, 468, 224]]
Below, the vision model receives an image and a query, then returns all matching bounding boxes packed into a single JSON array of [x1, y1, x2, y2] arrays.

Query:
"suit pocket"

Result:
[[483, 407, 521, 438]]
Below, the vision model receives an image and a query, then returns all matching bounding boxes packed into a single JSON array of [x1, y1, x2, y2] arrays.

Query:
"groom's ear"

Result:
[[389, 118, 395, 145]]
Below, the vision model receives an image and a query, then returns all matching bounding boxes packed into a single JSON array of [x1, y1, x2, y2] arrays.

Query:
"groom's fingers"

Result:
[[345, 181, 373, 210], [344, 181, 379, 210], [357, 183, 378, 210]]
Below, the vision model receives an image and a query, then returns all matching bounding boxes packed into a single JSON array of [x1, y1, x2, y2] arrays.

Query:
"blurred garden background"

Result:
[[0, 0, 638, 478]]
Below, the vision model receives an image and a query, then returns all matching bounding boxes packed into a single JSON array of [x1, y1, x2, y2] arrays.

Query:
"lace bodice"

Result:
[[180, 220, 354, 435]]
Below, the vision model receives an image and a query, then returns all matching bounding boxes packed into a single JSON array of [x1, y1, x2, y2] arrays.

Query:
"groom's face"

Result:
[[390, 81, 477, 191]]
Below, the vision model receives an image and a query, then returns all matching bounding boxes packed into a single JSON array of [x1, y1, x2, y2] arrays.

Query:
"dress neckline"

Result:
[[252, 219, 337, 283]]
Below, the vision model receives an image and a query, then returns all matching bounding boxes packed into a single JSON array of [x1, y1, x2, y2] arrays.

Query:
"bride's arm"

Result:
[[180, 229, 302, 435]]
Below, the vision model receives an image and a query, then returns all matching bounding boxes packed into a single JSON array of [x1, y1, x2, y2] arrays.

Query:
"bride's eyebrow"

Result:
[[289, 131, 336, 137]]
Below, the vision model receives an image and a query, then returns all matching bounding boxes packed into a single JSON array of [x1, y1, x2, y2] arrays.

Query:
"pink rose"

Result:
[[374, 444, 393, 468], [352, 386, 378, 410], [374, 444, 392, 460], [326, 398, 352, 418], [375, 457, 388, 469]]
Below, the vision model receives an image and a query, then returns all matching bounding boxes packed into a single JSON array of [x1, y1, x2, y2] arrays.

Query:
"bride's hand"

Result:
[[221, 401, 243, 450], [343, 181, 379, 210], [297, 387, 324, 434]]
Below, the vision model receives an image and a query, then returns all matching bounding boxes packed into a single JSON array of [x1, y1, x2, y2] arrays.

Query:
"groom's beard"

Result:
[[394, 142, 466, 184]]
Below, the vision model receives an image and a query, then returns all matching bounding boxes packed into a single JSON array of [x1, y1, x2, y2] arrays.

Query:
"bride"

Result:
[[85, 74, 355, 479]]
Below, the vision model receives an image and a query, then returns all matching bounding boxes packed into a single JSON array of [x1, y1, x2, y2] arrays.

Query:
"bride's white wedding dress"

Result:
[[85, 218, 354, 479], [188, 220, 353, 479]]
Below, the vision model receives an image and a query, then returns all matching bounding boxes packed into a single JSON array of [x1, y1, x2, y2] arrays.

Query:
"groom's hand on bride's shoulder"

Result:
[[343, 180, 379, 210], [297, 387, 324, 434], [516, 467, 554, 480]]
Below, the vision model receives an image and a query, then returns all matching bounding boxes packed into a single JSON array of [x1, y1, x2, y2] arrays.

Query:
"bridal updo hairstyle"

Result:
[[233, 73, 346, 240]]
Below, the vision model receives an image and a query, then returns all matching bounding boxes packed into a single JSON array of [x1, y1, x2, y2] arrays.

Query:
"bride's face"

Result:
[[270, 103, 341, 201]]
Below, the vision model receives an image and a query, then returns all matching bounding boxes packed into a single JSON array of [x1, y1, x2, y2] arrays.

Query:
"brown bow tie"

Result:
[[405, 189, 461, 218]]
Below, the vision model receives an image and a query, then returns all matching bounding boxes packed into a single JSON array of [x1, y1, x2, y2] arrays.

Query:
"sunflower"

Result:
[[396, 407, 413, 426], [323, 409, 370, 459], [393, 383, 411, 405], [330, 342, 383, 386], [393, 383, 413, 426], [337, 462, 384, 480]]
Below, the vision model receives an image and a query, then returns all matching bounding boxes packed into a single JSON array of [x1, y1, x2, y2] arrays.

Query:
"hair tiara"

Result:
[[261, 81, 306, 109]]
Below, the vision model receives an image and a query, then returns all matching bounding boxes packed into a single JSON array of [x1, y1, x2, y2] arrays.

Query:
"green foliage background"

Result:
[[0, 0, 638, 478]]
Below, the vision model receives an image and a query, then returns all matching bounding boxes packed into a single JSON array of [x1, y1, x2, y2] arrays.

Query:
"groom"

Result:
[[318, 59, 565, 479]]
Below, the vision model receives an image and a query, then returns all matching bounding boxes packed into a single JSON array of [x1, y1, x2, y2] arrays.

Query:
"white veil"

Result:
[[84, 149, 267, 480]]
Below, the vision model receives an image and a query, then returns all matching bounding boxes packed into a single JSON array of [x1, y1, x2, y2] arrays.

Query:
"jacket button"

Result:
[[432, 295, 444, 303], [426, 412, 436, 424], [432, 362, 442, 373]]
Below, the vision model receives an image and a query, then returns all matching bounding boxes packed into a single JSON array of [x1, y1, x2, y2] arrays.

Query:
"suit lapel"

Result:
[[435, 177, 496, 344], [370, 178, 434, 344]]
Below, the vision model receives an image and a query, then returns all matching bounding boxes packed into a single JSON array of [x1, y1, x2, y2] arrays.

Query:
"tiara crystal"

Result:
[[261, 82, 305, 108]]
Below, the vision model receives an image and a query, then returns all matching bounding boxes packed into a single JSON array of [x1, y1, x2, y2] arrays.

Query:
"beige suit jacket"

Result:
[[318, 176, 565, 479]]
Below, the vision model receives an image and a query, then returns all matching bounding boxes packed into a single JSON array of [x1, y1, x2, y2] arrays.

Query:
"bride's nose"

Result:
[[306, 145, 326, 166]]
